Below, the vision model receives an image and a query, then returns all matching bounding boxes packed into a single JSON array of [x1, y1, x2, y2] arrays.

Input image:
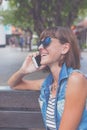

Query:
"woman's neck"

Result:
[[49, 63, 61, 83]]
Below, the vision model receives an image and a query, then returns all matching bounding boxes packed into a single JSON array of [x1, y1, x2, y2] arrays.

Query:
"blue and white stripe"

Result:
[[46, 94, 56, 130]]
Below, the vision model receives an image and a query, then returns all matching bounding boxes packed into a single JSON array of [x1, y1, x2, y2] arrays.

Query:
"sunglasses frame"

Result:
[[37, 37, 51, 48]]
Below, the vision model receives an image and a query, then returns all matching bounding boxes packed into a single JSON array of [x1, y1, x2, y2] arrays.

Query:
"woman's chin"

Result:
[[40, 60, 48, 66]]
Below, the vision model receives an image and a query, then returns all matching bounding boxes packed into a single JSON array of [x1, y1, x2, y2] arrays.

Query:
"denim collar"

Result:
[[58, 63, 73, 85], [44, 63, 73, 88]]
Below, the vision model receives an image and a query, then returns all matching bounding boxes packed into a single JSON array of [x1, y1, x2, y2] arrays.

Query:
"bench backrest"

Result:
[[0, 86, 45, 130]]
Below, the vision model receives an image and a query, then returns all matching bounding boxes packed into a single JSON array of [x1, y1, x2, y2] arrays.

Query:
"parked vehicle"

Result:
[[0, 25, 6, 47]]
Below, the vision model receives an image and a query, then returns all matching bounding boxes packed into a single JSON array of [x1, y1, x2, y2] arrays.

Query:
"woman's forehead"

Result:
[[40, 34, 56, 40], [40, 30, 60, 40]]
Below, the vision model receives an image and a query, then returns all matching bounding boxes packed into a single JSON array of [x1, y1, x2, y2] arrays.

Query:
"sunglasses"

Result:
[[37, 37, 51, 48]]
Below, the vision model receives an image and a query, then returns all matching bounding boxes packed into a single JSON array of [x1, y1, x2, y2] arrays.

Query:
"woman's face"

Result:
[[38, 37, 65, 67]]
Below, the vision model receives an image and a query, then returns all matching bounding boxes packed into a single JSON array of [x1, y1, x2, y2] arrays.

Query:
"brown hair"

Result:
[[40, 26, 81, 69]]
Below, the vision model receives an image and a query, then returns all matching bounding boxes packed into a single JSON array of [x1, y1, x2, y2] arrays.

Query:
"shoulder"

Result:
[[69, 71, 87, 83], [66, 71, 87, 98]]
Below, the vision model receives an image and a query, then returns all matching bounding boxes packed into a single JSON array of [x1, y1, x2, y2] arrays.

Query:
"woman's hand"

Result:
[[20, 52, 46, 74]]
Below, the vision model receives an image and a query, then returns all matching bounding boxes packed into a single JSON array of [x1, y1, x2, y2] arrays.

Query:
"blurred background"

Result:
[[0, 0, 87, 49]]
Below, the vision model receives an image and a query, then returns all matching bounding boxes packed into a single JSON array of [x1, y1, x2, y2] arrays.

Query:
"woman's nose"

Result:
[[38, 44, 44, 50]]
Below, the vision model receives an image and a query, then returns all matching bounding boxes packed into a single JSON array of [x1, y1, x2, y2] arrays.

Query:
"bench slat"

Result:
[[0, 90, 40, 110], [0, 111, 44, 128]]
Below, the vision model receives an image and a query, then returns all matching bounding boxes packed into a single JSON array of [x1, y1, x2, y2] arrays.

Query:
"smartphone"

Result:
[[32, 55, 41, 68]]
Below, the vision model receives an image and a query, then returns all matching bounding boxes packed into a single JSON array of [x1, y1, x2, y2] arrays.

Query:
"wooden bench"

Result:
[[0, 86, 45, 130]]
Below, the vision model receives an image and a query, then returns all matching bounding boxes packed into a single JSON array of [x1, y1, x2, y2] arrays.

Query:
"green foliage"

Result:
[[0, 0, 87, 35]]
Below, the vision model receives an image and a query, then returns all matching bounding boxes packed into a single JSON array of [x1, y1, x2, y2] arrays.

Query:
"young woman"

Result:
[[8, 26, 87, 130]]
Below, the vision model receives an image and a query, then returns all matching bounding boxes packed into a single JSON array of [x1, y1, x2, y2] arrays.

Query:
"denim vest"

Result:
[[39, 63, 87, 130]]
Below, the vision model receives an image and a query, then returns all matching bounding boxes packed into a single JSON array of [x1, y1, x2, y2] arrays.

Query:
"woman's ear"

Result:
[[61, 43, 70, 54]]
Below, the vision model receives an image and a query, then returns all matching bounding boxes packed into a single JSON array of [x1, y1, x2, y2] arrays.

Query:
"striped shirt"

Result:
[[46, 93, 56, 130]]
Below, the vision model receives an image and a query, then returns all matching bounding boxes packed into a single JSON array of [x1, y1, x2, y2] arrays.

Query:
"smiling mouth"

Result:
[[41, 53, 48, 57], [41, 55, 46, 57]]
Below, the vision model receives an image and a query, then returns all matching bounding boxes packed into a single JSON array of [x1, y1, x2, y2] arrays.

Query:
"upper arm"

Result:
[[59, 72, 87, 130], [14, 78, 45, 90]]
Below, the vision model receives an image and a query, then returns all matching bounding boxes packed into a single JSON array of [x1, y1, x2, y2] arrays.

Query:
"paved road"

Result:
[[0, 46, 87, 86]]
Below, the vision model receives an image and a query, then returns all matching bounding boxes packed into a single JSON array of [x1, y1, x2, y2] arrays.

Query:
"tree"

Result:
[[0, 0, 87, 36]]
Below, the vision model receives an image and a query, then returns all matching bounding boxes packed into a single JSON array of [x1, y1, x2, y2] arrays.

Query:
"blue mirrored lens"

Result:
[[37, 37, 51, 47], [43, 37, 51, 47]]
